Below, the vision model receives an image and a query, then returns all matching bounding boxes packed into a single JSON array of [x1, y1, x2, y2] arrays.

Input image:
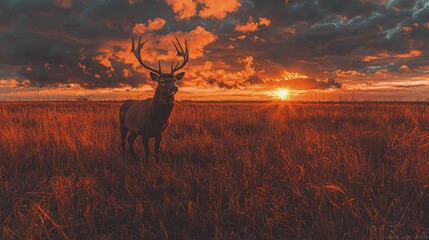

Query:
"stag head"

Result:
[[131, 35, 189, 96]]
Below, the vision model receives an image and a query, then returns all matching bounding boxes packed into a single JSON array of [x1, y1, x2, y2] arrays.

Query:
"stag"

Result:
[[120, 35, 189, 161]]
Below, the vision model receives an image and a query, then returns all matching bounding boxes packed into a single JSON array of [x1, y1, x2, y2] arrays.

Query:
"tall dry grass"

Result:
[[0, 102, 428, 239]]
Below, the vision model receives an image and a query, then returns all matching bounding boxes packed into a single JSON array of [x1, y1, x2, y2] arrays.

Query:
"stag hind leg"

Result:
[[142, 137, 150, 161], [127, 132, 138, 161], [119, 102, 130, 158], [155, 135, 162, 161]]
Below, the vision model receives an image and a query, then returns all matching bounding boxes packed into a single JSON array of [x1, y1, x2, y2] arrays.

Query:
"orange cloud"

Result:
[[132, 18, 167, 35], [165, 0, 197, 20], [185, 56, 262, 88], [259, 17, 271, 26], [237, 56, 257, 77], [162, 26, 217, 59], [374, 69, 389, 78], [147, 18, 166, 31], [399, 64, 414, 73], [100, 59, 113, 71], [165, 0, 240, 20], [395, 50, 422, 58], [335, 69, 366, 77], [399, 65, 412, 73], [402, 27, 412, 33], [122, 68, 132, 78], [93, 52, 115, 73], [252, 36, 266, 42], [281, 71, 309, 80], [198, 0, 241, 19], [0, 79, 20, 88], [132, 23, 147, 35], [106, 26, 217, 74], [339, 15, 348, 21], [53, 0, 72, 8], [363, 52, 390, 61], [235, 20, 259, 33], [235, 17, 272, 33], [362, 50, 421, 61]]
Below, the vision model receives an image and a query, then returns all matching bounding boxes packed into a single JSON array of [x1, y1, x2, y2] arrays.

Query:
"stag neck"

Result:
[[150, 87, 175, 120]]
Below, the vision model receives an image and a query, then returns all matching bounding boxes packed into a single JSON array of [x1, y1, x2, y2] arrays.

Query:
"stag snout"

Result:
[[170, 86, 178, 94]]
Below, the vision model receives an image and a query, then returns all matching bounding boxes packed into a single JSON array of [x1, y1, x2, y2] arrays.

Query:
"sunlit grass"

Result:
[[0, 102, 428, 239]]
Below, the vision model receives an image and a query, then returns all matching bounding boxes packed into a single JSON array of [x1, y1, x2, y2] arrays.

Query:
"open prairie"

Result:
[[0, 102, 428, 239]]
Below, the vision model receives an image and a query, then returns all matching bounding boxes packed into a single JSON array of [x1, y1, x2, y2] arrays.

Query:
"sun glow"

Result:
[[274, 89, 289, 100]]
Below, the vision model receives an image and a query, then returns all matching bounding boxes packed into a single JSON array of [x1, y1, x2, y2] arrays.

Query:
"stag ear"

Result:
[[150, 72, 160, 81], [175, 72, 185, 81]]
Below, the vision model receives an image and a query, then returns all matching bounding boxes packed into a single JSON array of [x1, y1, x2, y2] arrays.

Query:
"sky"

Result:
[[0, 0, 428, 101]]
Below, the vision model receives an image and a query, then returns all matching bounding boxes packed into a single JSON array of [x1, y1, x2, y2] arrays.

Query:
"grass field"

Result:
[[0, 101, 428, 239]]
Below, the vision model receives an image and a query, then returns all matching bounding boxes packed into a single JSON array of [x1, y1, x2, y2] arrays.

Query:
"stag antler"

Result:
[[131, 35, 162, 75], [170, 37, 189, 73]]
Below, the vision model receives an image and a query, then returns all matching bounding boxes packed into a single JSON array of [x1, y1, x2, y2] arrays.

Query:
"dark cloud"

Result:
[[207, 78, 237, 89], [0, 0, 428, 91], [0, 0, 195, 89], [226, 0, 429, 79], [247, 75, 263, 84], [267, 77, 342, 90]]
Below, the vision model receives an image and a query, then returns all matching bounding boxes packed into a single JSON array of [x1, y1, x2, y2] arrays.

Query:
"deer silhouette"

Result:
[[120, 36, 189, 161]]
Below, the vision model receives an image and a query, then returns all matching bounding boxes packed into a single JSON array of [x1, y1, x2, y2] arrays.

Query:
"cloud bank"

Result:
[[0, 0, 428, 94]]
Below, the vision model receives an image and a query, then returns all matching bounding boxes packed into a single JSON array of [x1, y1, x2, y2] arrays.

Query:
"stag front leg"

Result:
[[120, 126, 128, 157], [127, 132, 138, 161], [155, 135, 162, 161], [142, 137, 150, 161]]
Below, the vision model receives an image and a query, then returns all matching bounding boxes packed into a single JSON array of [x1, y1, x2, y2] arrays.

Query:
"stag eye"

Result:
[[160, 80, 166, 84]]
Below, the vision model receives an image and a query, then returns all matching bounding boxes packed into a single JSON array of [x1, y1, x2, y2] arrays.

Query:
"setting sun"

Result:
[[275, 89, 289, 100]]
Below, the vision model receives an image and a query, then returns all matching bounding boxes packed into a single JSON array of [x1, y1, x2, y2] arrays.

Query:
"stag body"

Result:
[[120, 36, 188, 161]]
